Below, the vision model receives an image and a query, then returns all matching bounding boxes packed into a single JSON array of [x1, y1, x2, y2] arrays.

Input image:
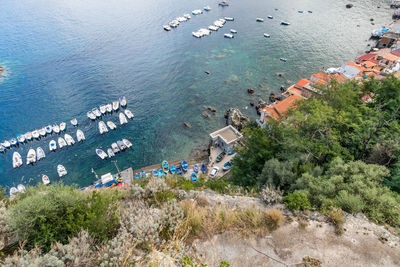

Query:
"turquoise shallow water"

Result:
[[0, 0, 393, 188]]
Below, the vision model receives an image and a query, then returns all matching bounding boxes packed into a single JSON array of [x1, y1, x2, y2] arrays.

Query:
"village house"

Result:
[[209, 125, 243, 152]]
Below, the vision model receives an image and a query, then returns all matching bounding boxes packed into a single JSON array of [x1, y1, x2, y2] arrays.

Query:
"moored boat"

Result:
[[209, 25, 219, 31], [256, 18, 264, 22], [26, 148, 36, 165], [201, 164, 207, 174], [36, 147, 45, 160], [64, 134, 75, 145], [112, 101, 119, 111], [191, 173, 198, 181], [45, 125, 53, 134], [49, 140, 57, 151], [193, 164, 199, 173], [17, 184, 26, 193], [264, 33, 271, 38], [13, 152, 23, 168], [57, 164, 67, 177], [2, 140, 11, 148], [204, 5, 211, 11], [10, 138, 18, 146], [98, 121, 109, 134], [176, 165, 183, 175], [70, 118, 78, 126], [230, 29, 237, 34], [92, 108, 102, 118], [224, 33, 234, 39], [106, 104, 113, 113], [107, 121, 117, 130], [163, 25, 171, 31], [53, 125, 60, 134], [39, 128, 46, 137], [76, 129, 85, 142], [42, 175, 50, 185], [152, 169, 158, 177], [158, 169, 165, 177], [124, 109, 134, 119], [170, 164, 176, 174], [184, 14, 191, 19], [182, 160, 188, 172], [0, 145, 4, 153], [162, 160, 169, 173], [280, 57, 287, 62], [219, 1, 229, 6], [58, 137, 67, 148], [87, 111, 96, 120], [100, 105, 107, 114], [107, 148, 115, 158], [111, 143, 120, 153], [16, 134, 25, 143], [119, 112, 128, 125], [281, 21, 290, 25], [96, 149, 108, 160], [123, 139, 132, 148], [10, 187, 18, 198], [117, 140, 126, 151], [59, 122, 66, 132], [119, 96, 127, 107], [224, 17, 234, 21], [267, 15, 273, 19]]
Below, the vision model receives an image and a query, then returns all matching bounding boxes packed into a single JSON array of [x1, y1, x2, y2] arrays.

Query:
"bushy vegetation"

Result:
[[231, 76, 400, 227], [282, 191, 311, 211]]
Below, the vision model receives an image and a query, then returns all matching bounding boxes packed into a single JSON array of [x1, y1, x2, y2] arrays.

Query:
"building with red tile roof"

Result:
[[356, 53, 377, 62], [257, 95, 302, 127]]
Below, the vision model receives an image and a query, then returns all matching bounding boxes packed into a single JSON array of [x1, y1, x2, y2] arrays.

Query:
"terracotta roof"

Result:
[[311, 72, 330, 81], [296, 78, 311, 87], [288, 86, 303, 96], [356, 53, 377, 62], [362, 60, 378, 68], [261, 95, 302, 121], [314, 79, 328, 86], [331, 73, 348, 83], [383, 53, 400, 61], [391, 48, 400, 57], [375, 48, 392, 57], [346, 62, 366, 71]]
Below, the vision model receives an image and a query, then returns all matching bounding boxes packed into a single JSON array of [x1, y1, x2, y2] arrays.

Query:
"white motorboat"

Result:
[[96, 149, 108, 160], [230, 29, 237, 34], [112, 101, 119, 111], [204, 6, 211, 11], [76, 129, 85, 142], [209, 25, 219, 31], [99, 121, 109, 134], [92, 108, 102, 118], [49, 140, 57, 151], [163, 25, 171, 31], [169, 20, 179, 28], [117, 140, 126, 151], [281, 21, 290, 25], [111, 143, 120, 153], [124, 109, 134, 119], [100, 105, 107, 114], [107, 121, 117, 130], [12, 152, 23, 168], [58, 137, 67, 148], [64, 134, 75, 145], [32, 130, 40, 139], [2, 140, 11, 148], [192, 9, 203, 15], [70, 118, 78, 126], [106, 104, 112, 113], [280, 57, 288, 62], [256, 18, 264, 22], [9, 187, 18, 198], [192, 31, 202, 38], [264, 33, 271, 38], [224, 17, 234, 21], [53, 125, 60, 134], [42, 175, 50, 185], [176, 16, 187, 22], [123, 139, 132, 148], [214, 21, 224, 28], [26, 148, 36, 165], [224, 33, 234, 39], [16, 134, 25, 143], [183, 14, 191, 19], [17, 184, 26, 193], [10, 138, 17, 146], [119, 96, 127, 107], [59, 122, 66, 131], [45, 125, 53, 134], [57, 164, 67, 177], [119, 112, 128, 125], [36, 147, 45, 161], [0, 145, 4, 153], [107, 148, 115, 158], [268, 15, 273, 19], [87, 111, 96, 120], [39, 128, 46, 137]]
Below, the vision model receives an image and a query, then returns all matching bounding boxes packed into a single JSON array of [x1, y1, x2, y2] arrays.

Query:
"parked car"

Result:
[[209, 166, 220, 178], [216, 152, 226, 162], [223, 161, 232, 171]]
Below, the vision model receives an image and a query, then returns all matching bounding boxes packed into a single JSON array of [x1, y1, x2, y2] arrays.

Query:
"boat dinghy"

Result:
[[13, 152, 23, 168], [59, 122, 66, 132], [49, 140, 57, 151], [17, 184, 26, 193], [117, 140, 126, 151], [26, 148, 36, 165], [53, 125, 60, 134], [99, 121, 109, 134], [76, 129, 85, 142], [107, 121, 117, 130], [9, 187, 18, 198], [111, 143, 120, 153], [2, 140, 11, 148], [92, 108, 102, 118], [124, 109, 134, 119], [106, 104, 112, 113], [119, 113, 128, 125], [280, 57, 287, 62], [100, 105, 107, 114], [209, 25, 219, 31], [87, 111, 96, 120], [230, 29, 237, 34], [10, 138, 18, 146], [45, 125, 53, 134], [268, 15, 273, 19], [39, 128, 46, 137], [36, 147, 45, 161], [204, 6, 211, 11], [57, 164, 67, 177], [32, 130, 40, 139], [224, 33, 234, 39], [42, 175, 50, 185], [107, 148, 115, 158], [122, 139, 132, 148], [281, 21, 290, 25], [16, 134, 25, 143], [224, 17, 234, 21], [112, 101, 119, 111], [256, 18, 264, 22], [119, 96, 127, 107], [58, 137, 67, 148], [64, 134, 75, 145], [0, 145, 4, 153], [70, 118, 78, 126], [96, 149, 108, 160], [264, 33, 271, 38], [184, 14, 191, 19], [163, 25, 171, 31]]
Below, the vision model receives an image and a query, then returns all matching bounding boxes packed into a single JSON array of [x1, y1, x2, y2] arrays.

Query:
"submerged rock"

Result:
[[276, 72, 284, 78], [184, 122, 192, 128], [269, 92, 276, 103], [346, 3, 353, 8], [250, 102, 255, 107], [202, 111, 211, 119], [224, 108, 250, 130], [247, 88, 255, 94]]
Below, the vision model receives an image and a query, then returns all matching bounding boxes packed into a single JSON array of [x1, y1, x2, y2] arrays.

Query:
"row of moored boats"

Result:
[[96, 139, 132, 160], [192, 18, 236, 39], [164, 5, 215, 31], [87, 96, 127, 120]]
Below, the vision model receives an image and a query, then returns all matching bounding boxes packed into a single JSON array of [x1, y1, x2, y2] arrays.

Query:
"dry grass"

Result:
[[264, 209, 283, 229], [195, 196, 210, 207], [327, 208, 345, 235]]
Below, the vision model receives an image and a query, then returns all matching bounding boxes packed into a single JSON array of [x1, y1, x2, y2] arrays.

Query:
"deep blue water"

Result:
[[0, 0, 393, 188]]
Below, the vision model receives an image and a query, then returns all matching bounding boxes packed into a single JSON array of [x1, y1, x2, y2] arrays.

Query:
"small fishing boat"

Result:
[[10, 187, 18, 198], [117, 140, 127, 151], [308, 10, 312, 13], [87, 111, 96, 120], [170, 164, 176, 174], [169, 20, 179, 28], [64, 134, 75, 145], [193, 164, 199, 173], [201, 164, 207, 174], [268, 15, 273, 19], [192, 9, 203, 15], [45, 125, 53, 134], [112, 101, 119, 111], [98, 121, 109, 134], [209, 25, 219, 31], [107, 148, 115, 158], [59, 122, 66, 132], [49, 140, 57, 151], [36, 147, 45, 161], [26, 148, 36, 165], [152, 169, 158, 177], [92, 108, 102, 118], [42, 174, 50, 185], [10, 138, 18, 146], [219, 1, 229, 7], [39, 128, 47, 137], [192, 31, 202, 38], [53, 125, 60, 134], [281, 21, 290, 25], [124, 109, 134, 119], [204, 5, 212, 11], [119, 96, 127, 107], [191, 173, 197, 182], [76, 129, 85, 142], [176, 16, 187, 22], [135, 173, 140, 179], [96, 149, 108, 160], [158, 169, 165, 177], [13, 152, 22, 168], [111, 143, 120, 153], [223, 161, 233, 171], [162, 160, 169, 173], [122, 139, 132, 148], [224, 17, 234, 21], [107, 121, 117, 130], [99, 105, 107, 114], [2, 140, 11, 148], [119, 112, 128, 125], [0, 145, 5, 153], [298, 10, 303, 13], [230, 29, 237, 34], [176, 165, 183, 175], [140, 171, 146, 178], [184, 14, 191, 19], [17, 184, 26, 193], [256, 18, 264, 22], [280, 58, 287, 62], [58, 137, 67, 148], [106, 104, 113, 113], [264, 33, 271, 38], [224, 33, 234, 39], [182, 160, 188, 172], [70, 118, 78, 126], [57, 164, 67, 177], [163, 25, 171, 31], [16, 134, 25, 143]]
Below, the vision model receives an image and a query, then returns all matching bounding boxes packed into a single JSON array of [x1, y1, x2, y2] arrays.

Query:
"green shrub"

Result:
[[335, 190, 364, 214], [283, 191, 311, 211]]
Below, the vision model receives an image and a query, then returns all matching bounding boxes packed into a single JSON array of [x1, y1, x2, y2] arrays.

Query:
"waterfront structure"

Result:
[[209, 125, 242, 152], [257, 95, 302, 127]]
